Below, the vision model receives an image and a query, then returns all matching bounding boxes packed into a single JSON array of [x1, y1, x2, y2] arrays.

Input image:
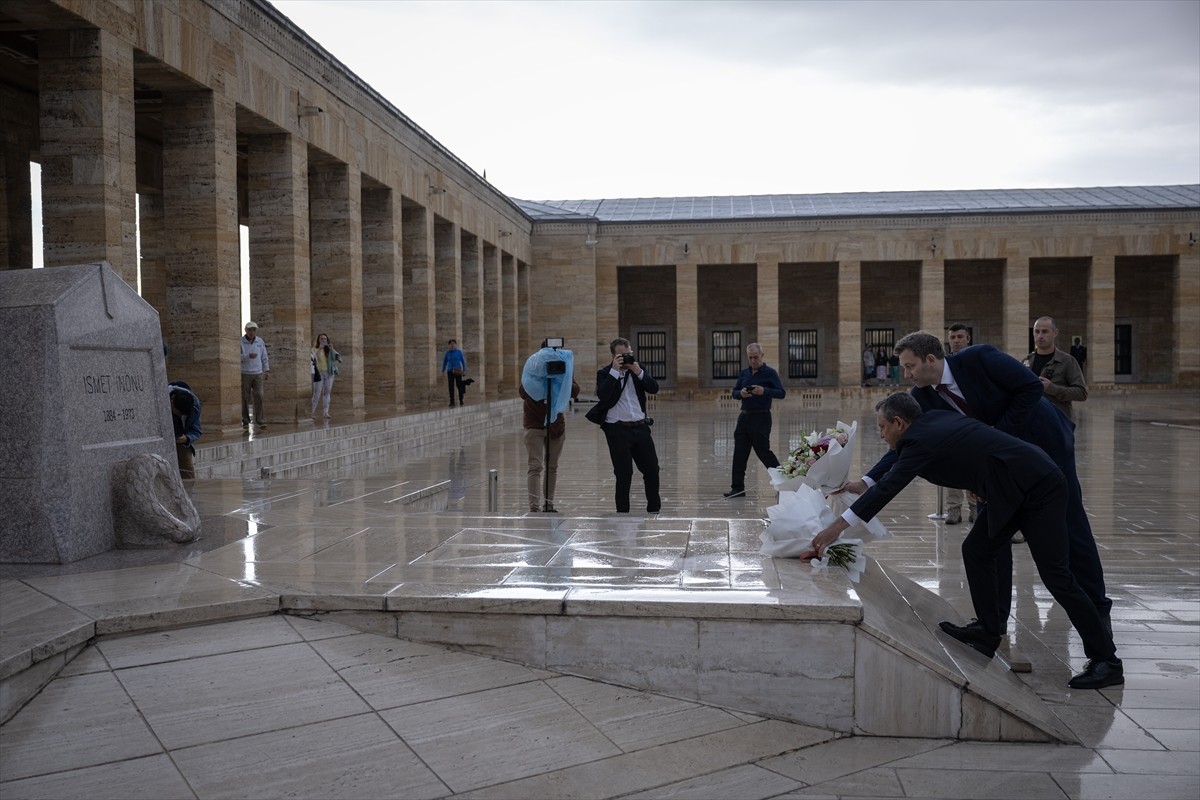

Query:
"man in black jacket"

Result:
[[590, 337, 660, 513], [725, 343, 785, 498], [811, 393, 1122, 690]]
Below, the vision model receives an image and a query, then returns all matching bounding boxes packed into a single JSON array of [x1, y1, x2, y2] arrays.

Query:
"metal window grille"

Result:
[[712, 330, 742, 379], [864, 328, 894, 351], [1115, 324, 1132, 375], [635, 331, 667, 381], [787, 329, 818, 379]]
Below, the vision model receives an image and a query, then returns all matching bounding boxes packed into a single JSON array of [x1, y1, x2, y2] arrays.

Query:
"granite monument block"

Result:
[[0, 262, 187, 562]]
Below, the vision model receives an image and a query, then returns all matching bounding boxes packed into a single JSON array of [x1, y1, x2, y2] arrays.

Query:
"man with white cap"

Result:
[[240, 321, 270, 430]]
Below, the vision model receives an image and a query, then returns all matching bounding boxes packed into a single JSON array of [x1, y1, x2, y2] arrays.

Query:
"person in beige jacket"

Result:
[[1023, 316, 1088, 419]]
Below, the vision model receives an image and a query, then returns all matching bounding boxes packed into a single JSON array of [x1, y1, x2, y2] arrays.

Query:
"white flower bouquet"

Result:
[[760, 484, 839, 557], [768, 421, 857, 494]]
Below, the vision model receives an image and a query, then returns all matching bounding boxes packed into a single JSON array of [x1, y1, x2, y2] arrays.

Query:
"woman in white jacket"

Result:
[[310, 333, 342, 418]]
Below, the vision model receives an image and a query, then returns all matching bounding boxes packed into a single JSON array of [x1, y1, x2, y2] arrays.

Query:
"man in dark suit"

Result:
[[811, 394, 1122, 689], [866, 331, 1111, 634], [587, 337, 661, 513]]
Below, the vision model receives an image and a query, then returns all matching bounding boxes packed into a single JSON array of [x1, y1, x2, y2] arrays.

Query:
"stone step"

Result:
[[195, 401, 520, 479], [853, 560, 1076, 743]]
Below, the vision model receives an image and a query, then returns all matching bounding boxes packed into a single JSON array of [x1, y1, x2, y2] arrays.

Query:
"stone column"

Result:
[[137, 192, 166, 338], [518, 260, 531, 367], [461, 231, 484, 393], [837, 260, 862, 386], [502, 252, 518, 384], [39, 29, 136, 283], [362, 184, 403, 410], [248, 132, 310, 421], [756, 261, 780, 362], [919, 257, 945, 334], [1002, 256, 1031, 356], [681, 263, 700, 393], [434, 220, 461, 353], [309, 160, 363, 414], [1174, 252, 1198, 386], [402, 201, 435, 408], [161, 90, 240, 424], [483, 242, 503, 396], [596, 259, 619, 366], [1087, 255, 1115, 386]]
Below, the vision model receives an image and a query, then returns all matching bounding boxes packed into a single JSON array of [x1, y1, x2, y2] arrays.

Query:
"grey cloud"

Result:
[[610, 0, 1198, 101]]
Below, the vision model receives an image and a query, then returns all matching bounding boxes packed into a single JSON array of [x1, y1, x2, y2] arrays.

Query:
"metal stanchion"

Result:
[[487, 468, 498, 512], [928, 484, 947, 520]]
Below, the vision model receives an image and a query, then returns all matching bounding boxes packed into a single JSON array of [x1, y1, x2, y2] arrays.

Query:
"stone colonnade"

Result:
[[0, 0, 533, 427], [530, 220, 1200, 391]]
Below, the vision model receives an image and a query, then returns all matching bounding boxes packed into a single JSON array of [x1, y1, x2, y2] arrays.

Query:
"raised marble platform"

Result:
[[1, 513, 1071, 742]]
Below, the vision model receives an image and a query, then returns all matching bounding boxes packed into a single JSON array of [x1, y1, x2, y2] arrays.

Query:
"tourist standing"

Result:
[[309, 333, 342, 419], [240, 321, 269, 430]]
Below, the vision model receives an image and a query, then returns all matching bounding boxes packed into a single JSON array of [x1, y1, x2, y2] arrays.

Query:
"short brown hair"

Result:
[[894, 331, 944, 360]]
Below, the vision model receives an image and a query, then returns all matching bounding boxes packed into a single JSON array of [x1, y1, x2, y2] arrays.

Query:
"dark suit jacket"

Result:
[[589, 366, 659, 423], [852, 410, 1062, 538], [868, 344, 1074, 481]]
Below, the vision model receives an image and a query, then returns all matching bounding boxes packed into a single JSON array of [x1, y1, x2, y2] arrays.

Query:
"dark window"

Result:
[[864, 328, 894, 351], [712, 330, 742, 379], [635, 331, 667, 381], [787, 329, 818, 379], [1115, 324, 1132, 375]]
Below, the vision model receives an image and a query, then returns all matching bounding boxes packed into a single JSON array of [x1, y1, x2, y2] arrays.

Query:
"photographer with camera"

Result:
[[520, 339, 579, 513], [586, 337, 661, 514]]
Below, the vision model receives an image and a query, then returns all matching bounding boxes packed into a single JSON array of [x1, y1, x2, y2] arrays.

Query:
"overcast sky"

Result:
[[271, 0, 1199, 201]]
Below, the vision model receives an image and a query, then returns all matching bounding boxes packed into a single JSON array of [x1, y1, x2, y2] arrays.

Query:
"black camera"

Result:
[[620, 353, 636, 365], [546, 360, 566, 375]]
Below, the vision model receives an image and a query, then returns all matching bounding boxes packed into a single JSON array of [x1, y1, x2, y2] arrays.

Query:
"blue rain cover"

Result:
[[521, 348, 574, 419]]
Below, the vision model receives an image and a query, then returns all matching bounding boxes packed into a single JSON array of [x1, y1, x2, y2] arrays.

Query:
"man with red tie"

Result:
[[859, 331, 1111, 639]]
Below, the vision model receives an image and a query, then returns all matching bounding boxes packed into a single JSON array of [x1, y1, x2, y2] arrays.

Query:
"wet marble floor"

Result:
[[1, 393, 1197, 799]]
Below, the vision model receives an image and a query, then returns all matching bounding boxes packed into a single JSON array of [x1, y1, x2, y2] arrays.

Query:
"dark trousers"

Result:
[[447, 372, 465, 405], [962, 477, 1115, 662], [731, 411, 780, 490], [602, 423, 661, 513], [995, 440, 1110, 622]]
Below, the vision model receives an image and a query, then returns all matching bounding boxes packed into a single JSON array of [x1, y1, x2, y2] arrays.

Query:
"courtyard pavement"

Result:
[[1, 392, 1197, 799]]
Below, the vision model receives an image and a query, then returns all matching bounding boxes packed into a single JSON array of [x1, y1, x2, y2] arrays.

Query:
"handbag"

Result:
[[451, 367, 464, 376], [312, 358, 321, 383]]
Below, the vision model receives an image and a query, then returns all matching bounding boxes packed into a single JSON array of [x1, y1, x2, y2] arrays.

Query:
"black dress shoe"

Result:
[[1068, 658, 1124, 689], [939, 620, 1002, 658], [723, 488, 746, 498]]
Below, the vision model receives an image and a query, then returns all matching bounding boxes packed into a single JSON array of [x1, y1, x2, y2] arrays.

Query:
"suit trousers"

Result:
[[962, 477, 1115, 662], [731, 411, 780, 490], [602, 423, 661, 513], [994, 444, 1111, 623]]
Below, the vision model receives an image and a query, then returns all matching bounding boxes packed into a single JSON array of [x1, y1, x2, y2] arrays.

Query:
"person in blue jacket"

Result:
[[441, 339, 468, 407], [724, 343, 785, 498], [168, 381, 202, 479]]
